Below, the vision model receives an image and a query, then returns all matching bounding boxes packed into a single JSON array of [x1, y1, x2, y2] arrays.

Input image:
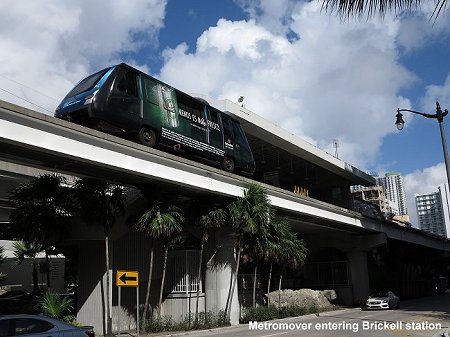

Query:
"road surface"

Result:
[[163, 291, 450, 337]]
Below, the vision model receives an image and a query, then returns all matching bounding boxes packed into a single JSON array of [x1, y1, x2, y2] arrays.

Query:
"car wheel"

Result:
[[137, 127, 156, 147], [222, 157, 235, 173]]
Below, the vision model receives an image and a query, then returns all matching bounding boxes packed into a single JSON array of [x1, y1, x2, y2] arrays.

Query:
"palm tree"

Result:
[[321, 0, 446, 20], [263, 219, 307, 305], [9, 174, 72, 289], [194, 204, 226, 324], [158, 232, 184, 318], [73, 178, 125, 337], [241, 219, 273, 308], [13, 241, 43, 292], [0, 246, 6, 284], [226, 183, 273, 321], [134, 202, 184, 321], [265, 219, 286, 298], [273, 222, 307, 308]]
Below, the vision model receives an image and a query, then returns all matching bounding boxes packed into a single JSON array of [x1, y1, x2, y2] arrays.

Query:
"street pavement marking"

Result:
[[387, 315, 443, 337], [259, 331, 291, 337], [359, 314, 375, 319]]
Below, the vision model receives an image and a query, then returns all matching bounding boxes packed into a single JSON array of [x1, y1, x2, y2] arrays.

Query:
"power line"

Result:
[[0, 74, 59, 102], [0, 87, 54, 114]]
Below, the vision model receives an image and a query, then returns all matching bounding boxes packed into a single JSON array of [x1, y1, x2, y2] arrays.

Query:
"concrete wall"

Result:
[[0, 240, 65, 293], [76, 227, 241, 335], [205, 230, 239, 325]]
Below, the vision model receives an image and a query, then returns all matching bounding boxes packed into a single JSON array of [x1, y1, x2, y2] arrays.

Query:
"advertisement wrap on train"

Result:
[[55, 63, 255, 175]]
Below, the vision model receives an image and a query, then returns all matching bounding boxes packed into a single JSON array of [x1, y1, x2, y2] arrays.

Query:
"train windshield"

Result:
[[65, 67, 111, 99]]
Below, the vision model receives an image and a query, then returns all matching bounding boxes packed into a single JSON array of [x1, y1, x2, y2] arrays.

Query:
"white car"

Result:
[[366, 291, 400, 309]]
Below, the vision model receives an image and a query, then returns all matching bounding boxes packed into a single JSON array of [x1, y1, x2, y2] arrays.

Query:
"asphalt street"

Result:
[[153, 291, 450, 337]]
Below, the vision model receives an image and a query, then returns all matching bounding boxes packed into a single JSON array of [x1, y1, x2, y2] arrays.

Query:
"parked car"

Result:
[[0, 290, 30, 301], [0, 314, 95, 337], [0, 291, 34, 315], [366, 291, 399, 309]]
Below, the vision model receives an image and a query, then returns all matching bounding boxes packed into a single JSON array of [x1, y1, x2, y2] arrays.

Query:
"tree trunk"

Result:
[[278, 271, 283, 309], [32, 261, 39, 292], [105, 234, 113, 336], [45, 249, 50, 289], [157, 246, 169, 318], [226, 246, 241, 323], [142, 245, 154, 325], [252, 264, 258, 307], [195, 242, 204, 325], [267, 262, 273, 306]]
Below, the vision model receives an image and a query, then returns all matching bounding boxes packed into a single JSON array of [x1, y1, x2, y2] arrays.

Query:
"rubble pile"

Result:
[[267, 288, 337, 310]]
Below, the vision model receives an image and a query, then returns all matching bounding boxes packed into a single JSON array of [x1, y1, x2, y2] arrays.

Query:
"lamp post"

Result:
[[395, 101, 450, 189]]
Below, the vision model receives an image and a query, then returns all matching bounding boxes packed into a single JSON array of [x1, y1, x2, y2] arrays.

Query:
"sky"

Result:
[[1, 0, 450, 227]]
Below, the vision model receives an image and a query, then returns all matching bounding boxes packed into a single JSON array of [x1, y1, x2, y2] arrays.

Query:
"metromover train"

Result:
[[55, 63, 256, 175]]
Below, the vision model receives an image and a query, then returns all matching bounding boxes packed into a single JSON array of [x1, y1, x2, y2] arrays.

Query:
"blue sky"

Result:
[[1, 0, 450, 226]]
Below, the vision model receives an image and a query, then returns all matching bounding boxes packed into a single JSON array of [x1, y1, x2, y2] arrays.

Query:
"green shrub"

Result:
[[63, 315, 82, 326], [36, 290, 73, 319], [144, 310, 228, 333], [240, 304, 324, 323]]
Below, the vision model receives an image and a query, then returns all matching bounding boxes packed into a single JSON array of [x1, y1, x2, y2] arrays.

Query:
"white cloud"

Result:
[[396, 4, 450, 52], [404, 163, 447, 226], [158, 1, 414, 169], [3, 0, 450, 202], [234, 0, 296, 35], [421, 74, 450, 112], [0, 0, 167, 114]]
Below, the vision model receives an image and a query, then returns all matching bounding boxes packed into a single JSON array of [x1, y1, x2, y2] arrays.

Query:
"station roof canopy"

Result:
[[199, 96, 375, 190]]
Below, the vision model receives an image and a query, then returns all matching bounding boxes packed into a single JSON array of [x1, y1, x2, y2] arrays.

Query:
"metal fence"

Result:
[[302, 260, 350, 287], [165, 250, 200, 294]]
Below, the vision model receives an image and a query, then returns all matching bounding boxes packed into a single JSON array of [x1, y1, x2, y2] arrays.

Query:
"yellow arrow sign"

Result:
[[116, 270, 139, 287]]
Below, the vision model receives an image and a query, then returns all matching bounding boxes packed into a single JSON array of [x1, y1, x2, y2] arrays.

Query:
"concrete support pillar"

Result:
[[348, 250, 370, 304], [77, 241, 109, 336], [205, 235, 239, 325]]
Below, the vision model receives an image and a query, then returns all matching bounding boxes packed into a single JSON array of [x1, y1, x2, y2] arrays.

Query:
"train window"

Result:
[[116, 70, 138, 97], [208, 108, 221, 132], [65, 67, 110, 98], [232, 121, 246, 145], [222, 115, 233, 143], [144, 78, 159, 104], [177, 95, 205, 126]]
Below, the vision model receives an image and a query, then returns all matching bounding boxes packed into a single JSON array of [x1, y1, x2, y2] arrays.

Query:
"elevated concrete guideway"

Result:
[[1, 98, 449, 332], [0, 100, 366, 226], [0, 99, 449, 252]]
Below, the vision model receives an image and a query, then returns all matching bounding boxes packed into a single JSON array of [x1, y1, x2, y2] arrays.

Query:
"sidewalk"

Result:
[[121, 306, 362, 337]]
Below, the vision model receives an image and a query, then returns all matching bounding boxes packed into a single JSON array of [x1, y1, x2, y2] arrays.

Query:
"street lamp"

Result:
[[395, 102, 450, 189]]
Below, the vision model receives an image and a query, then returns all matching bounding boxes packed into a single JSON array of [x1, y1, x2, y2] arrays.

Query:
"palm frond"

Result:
[[73, 178, 125, 231], [8, 174, 72, 245], [321, 0, 443, 19], [12, 241, 43, 264], [134, 202, 184, 240], [37, 289, 73, 319]]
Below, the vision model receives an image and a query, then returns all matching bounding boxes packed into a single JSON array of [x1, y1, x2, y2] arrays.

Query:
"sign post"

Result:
[[116, 270, 139, 337]]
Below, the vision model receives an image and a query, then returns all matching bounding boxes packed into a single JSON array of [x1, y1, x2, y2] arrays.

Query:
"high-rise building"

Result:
[[351, 185, 395, 216], [415, 183, 450, 238], [377, 172, 408, 216]]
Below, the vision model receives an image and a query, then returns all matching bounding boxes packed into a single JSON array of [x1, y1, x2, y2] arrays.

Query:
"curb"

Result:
[[136, 306, 364, 337]]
